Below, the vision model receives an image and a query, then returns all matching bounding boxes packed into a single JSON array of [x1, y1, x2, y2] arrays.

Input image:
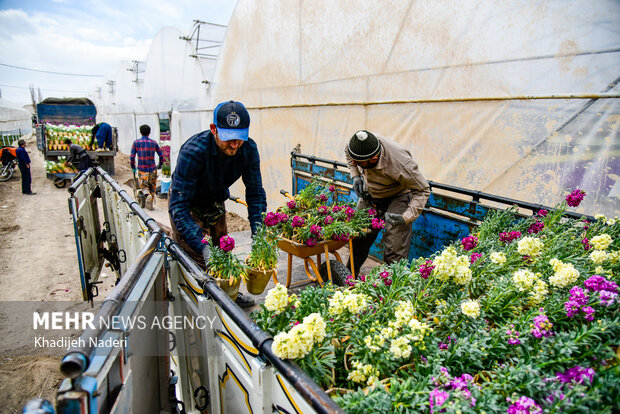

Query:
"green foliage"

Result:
[[246, 224, 279, 270]]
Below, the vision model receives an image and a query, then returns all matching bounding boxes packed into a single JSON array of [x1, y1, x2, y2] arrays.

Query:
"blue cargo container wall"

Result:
[[36, 103, 97, 153]]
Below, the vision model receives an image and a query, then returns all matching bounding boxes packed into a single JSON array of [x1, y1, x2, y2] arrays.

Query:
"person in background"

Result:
[[91, 122, 113, 151], [16, 138, 35, 195], [130, 124, 163, 210], [169, 100, 267, 308], [64, 139, 92, 173], [345, 130, 430, 275]]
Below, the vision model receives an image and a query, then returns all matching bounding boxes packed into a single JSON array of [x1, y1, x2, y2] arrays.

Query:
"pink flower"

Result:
[[306, 238, 317, 247], [291, 216, 305, 228], [278, 212, 289, 223], [429, 388, 449, 414], [329, 185, 336, 192], [332, 205, 342, 213], [419, 260, 435, 279], [345, 206, 356, 217], [507, 396, 542, 414], [310, 224, 322, 236], [461, 236, 478, 251], [582, 238, 591, 251], [470, 253, 482, 264], [527, 221, 544, 234], [316, 194, 328, 202], [371, 218, 385, 230], [264, 212, 280, 227], [201, 235, 211, 245], [368, 208, 377, 217], [317, 206, 329, 215], [287, 200, 297, 209], [537, 209, 548, 217], [566, 189, 586, 207], [324, 215, 334, 225], [500, 231, 522, 243], [219, 235, 235, 252]]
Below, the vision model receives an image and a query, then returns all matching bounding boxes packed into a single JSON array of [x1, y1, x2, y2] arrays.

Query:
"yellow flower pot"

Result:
[[245, 266, 276, 295], [215, 277, 241, 301]]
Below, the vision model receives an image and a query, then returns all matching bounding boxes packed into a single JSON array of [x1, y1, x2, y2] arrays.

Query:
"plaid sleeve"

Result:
[[169, 141, 205, 254], [241, 142, 267, 234]]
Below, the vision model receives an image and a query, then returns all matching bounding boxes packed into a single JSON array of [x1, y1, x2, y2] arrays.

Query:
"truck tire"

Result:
[[319, 260, 351, 287]]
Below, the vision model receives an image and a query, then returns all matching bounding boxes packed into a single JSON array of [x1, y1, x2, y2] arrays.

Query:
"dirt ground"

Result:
[[0, 134, 250, 412]]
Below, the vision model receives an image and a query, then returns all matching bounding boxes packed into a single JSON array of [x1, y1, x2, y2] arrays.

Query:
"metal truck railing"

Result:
[[47, 167, 343, 413]]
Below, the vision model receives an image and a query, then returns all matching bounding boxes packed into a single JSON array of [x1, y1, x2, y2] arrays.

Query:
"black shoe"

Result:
[[235, 293, 255, 308], [24, 192, 36, 195]]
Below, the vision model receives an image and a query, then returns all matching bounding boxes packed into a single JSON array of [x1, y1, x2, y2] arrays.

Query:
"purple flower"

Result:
[[599, 290, 617, 307], [507, 396, 542, 414], [531, 310, 553, 338], [316, 194, 328, 202], [582, 306, 595, 321], [500, 231, 522, 243], [584, 275, 618, 293], [419, 260, 435, 279], [438, 341, 449, 350], [324, 215, 334, 225], [278, 212, 289, 223], [291, 216, 305, 228], [371, 218, 385, 229], [332, 205, 342, 213], [429, 388, 449, 414], [329, 185, 336, 192], [310, 224, 322, 236], [286, 200, 296, 209], [506, 325, 521, 345], [317, 205, 329, 215], [537, 209, 548, 217], [527, 221, 544, 234], [368, 208, 377, 217], [566, 189, 586, 207], [264, 211, 280, 227], [569, 286, 589, 306], [556, 366, 595, 385], [470, 253, 482, 264], [219, 235, 235, 252], [345, 206, 356, 217], [461, 236, 478, 251], [306, 238, 317, 247], [564, 300, 581, 318], [582, 220, 590, 230], [345, 274, 356, 287]]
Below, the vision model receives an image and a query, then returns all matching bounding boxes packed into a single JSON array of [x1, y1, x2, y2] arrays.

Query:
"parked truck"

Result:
[[24, 150, 598, 413], [35, 97, 118, 186]]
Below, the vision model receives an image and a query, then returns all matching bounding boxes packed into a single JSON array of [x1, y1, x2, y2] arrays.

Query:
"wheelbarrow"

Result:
[[50, 172, 78, 188]]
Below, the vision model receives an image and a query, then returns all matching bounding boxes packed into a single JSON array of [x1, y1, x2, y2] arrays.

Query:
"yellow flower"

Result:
[[591, 234, 612, 250], [461, 300, 480, 318], [390, 336, 412, 359], [433, 246, 472, 284], [589, 250, 608, 265], [517, 236, 544, 257], [548, 259, 580, 288], [512, 268, 538, 291], [264, 283, 290, 314], [528, 279, 549, 306], [490, 251, 507, 265]]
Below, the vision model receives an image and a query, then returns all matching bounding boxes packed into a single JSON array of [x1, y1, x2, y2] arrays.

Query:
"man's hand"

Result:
[[352, 176, 364, 197], [384, 212, 405, 226], [201, 246, 211, 265]]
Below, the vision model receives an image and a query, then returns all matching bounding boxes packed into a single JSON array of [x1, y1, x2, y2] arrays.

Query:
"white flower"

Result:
[[390, 336, 412, 359], [433, 246, 472, 284], [595, 214, 607, 221], [528, 279, 549, 306], [517, 236, 544, 257], [490, 251, 507, 265], [590, 234, 612, 251], [461, 300, 480, 318]]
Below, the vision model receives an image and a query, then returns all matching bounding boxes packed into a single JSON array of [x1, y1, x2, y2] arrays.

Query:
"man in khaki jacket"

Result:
[[345, 130, 430, 275]]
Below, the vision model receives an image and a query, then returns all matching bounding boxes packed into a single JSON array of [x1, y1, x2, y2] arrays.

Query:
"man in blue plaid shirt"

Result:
[[169, 100, 267, 308], [130, 124, 163, 210]]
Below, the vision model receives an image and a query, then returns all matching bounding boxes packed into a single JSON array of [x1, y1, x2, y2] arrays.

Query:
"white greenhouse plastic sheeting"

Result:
[[0, 99, 32, 136], [93, 0, 619, 220]]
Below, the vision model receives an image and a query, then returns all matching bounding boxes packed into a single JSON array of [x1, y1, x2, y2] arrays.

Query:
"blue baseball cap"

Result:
[[213, 100, 250, 141]]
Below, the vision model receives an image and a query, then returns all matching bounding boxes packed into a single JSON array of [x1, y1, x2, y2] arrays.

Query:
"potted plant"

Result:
[[245, 225, 279, 294], [202, 235, 247, 300], [160, 161, 172, 194]]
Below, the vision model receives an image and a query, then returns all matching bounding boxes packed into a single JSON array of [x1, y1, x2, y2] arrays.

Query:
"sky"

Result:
[[0, 0, 237, 106]]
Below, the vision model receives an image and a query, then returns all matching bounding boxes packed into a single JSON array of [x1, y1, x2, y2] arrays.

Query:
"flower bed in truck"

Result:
[[252, 189, 620, 413]]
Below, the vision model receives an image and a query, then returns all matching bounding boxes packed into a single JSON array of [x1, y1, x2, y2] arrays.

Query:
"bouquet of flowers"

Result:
[[202, 235, 247, 285], [263, 179, 383, 246], [252, 188, 620, 413], [247, 224, 279, 271]]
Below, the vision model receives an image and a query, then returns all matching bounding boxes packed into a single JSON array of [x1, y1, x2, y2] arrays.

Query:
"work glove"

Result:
[[352, 176, 364, 197], [132, 168, 137, 173], [201, 245, 211, 266], [384, 212, 406, 226]]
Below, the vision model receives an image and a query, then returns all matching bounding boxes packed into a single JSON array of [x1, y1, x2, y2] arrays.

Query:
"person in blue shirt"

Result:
[[169, 100, 267, 308], [16, 138, 35, 195], [91, 122, 113, 151], [130, 124, 163, 210]]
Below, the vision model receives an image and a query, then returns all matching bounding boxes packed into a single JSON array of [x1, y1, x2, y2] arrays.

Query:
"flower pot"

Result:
[[215, 277, 241, 301], [245, 266, 276, 295]]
